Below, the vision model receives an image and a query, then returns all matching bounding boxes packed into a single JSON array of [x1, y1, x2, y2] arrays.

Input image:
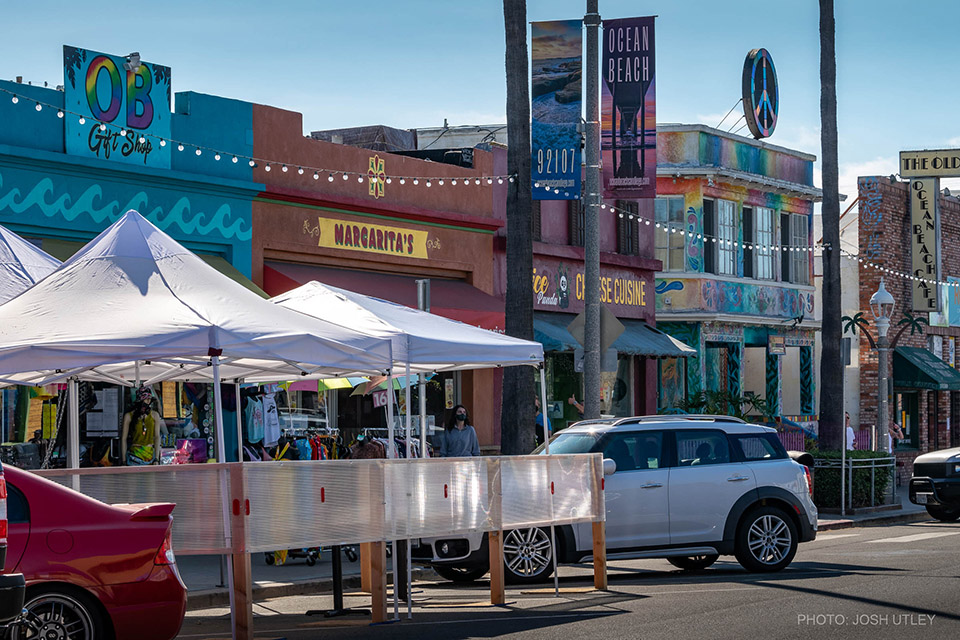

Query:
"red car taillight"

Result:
[[154, 528, 175, 566], [0, 475, 8, 545], [803, 465, 814, 497]]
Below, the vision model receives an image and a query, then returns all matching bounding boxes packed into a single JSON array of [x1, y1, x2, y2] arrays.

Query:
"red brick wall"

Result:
[[858, 176, 960, 461]]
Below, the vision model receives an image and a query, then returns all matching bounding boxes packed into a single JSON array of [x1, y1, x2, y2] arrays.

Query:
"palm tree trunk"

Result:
[[500, 0, 536, 454], [819, 0, 843, 450]]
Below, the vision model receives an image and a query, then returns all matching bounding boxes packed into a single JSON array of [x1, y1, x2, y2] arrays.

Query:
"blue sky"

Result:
[[2, 0, 959, 199]]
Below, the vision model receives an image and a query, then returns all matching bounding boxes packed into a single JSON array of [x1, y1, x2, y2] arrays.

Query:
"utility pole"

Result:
[[583, 0, 602, 419]]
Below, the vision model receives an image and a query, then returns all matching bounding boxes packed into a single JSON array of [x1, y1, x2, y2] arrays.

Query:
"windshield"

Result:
[[533, 431, 602, 455]]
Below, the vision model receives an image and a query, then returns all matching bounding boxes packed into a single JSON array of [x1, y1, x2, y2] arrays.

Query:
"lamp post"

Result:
[[870, 278, 896, 452]]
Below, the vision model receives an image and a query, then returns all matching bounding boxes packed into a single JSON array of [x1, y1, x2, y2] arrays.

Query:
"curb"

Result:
[[186, 568, 433, 611], [818, 510, 928, 531]]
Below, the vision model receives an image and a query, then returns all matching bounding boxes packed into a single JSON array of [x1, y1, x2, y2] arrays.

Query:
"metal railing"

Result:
[[814, 456, 896, 510]]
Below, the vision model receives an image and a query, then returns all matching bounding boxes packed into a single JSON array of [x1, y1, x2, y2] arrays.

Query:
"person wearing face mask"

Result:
[[439, 404, 480, 457], [121, 385, 168, 465]]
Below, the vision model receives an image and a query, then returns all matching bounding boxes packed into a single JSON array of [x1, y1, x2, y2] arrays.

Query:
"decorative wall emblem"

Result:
[[368, 155, 386, 199]]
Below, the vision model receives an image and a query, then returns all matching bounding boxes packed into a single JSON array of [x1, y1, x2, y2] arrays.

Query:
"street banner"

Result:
[[530, 20, 582, 200], [910, 178, 940, 312], [601, 17, 656, 198], [63, 46, 172, 169]]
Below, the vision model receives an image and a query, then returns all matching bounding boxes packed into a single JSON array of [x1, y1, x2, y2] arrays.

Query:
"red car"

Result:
[[1, 465, 187, 640]]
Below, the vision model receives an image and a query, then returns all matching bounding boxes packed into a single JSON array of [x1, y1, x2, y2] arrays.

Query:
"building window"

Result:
[[532, 200, 542, 242], [569, 200, 584, 247], [755, 206, 775, 280], [790, 214, 809, 285], [716, 199, 737, 276], [655, 197, 685, 271], [704, 199, 715, 274], [617, 200, 638, 256]]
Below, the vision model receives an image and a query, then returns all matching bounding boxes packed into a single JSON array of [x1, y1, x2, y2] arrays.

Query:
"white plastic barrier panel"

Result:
[[33, 454, 604, 556], [36, 465, 230, 554]]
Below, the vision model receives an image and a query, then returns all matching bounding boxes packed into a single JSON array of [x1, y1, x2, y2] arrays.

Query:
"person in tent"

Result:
[[439, 404, 480, 457], [121, 385, 168, 465]]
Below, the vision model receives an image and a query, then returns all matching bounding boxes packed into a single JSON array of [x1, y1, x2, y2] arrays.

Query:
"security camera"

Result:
[[123, 52, 141, 73]]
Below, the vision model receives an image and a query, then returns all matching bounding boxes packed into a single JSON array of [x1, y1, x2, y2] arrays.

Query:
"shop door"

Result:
[[895, 392, 919, 449], [928, 391, 940, 450]]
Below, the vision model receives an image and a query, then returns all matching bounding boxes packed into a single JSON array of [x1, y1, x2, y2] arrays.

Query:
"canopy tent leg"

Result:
[[67, 378, 80, 491], [385, 370, 398, 621], [419, 373, 427, 456], [539, 365, 559, 596], [405, 361, 412, 619], [235, 381, 244, 463]]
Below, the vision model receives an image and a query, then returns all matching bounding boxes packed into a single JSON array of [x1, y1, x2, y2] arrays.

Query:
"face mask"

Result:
[[456, 413, 466, 420]]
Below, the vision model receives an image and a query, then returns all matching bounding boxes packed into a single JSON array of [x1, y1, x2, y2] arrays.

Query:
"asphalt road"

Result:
[[178, 519, 960, 640]]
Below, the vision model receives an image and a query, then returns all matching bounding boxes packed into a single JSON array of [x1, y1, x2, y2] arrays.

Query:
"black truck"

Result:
[[909, 446, 960, 522]]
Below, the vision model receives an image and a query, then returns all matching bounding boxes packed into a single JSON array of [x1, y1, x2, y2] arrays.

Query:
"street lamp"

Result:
[[870, 278, 896, 451]]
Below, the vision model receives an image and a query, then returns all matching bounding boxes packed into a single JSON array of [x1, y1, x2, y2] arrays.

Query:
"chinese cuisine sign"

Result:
[[910, 178, 940, 312], [63, 45, 172, 169], [530, 20, 582, 200]]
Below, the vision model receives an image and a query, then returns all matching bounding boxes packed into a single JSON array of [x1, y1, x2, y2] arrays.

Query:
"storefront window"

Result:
[[658, 357, 686, 411], [894, 392, 919, 449], [655, 197, 686, 272], [601, 356, 633, 417]]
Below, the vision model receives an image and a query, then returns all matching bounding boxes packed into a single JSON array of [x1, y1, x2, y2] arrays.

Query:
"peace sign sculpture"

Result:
[[742, 48, 779, 139]]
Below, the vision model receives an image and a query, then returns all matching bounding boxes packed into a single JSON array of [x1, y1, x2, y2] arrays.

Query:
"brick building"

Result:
[[858, 175, 960, 476]]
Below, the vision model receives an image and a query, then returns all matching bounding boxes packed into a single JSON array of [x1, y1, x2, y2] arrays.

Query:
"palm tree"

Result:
[[842, 312, 876, 349], [500, 0, 536, 454], [819, 0, 843, 450], [892, 310, 929, 345]]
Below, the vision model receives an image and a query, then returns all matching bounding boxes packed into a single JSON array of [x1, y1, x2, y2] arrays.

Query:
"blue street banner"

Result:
[[601, 17, 656, 198], [531, 20, 582, 201], [63, 46, 172, 169]]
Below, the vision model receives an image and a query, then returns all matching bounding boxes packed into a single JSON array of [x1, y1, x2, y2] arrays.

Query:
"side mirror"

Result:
[[603, 458, 617, 476]]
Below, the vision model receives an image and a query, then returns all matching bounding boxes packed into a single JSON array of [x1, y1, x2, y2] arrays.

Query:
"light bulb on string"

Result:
[[57, 110, 63, 119], [297, 167, 304, 175], [159, 139, 166, 147], [232, 156, 238, 163], [195, 148, 202, 156], [100, 124, 107, 132], [509, 176, 515, 182], [249, 160, 256, 167], [281, 165, 288, 172], [342, 173, 349, 181], [313, 172, 319, 180], [487, 178, 493, 185], [11, 95, 18, 104], [386, 178, 392, 184], [497, 178, 503, 184], [120, 129, 126, 136], [34, 103, 42, 112], [438, 179, 444, 186], [357, 176, 364, 183], [140, 136, 146, 144], [475, 179, 481, 185], [426, 181, 432, 187], [452, 179, 457, 185], [328, 174, 334, 182], [78, 117, 85, 125], [400, 178, 406, 185], [215, 153, 221, 161], [264, 164, 271, 172], [177, 143, 184, 152], [413, 179, 420, 186]]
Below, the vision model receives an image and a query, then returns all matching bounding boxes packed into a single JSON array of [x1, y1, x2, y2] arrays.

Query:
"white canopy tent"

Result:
[[0, 223, 61, 304], [272, 281, 552, 612], [0, 211, 394, 465]]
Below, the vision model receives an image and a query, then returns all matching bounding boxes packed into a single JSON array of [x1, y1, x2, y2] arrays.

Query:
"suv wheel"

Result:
[[12, 588, 106, 640], [667, 554, 719, 571], [434, 565, 489, 583], [735, 506, 798, 573], [503, 527, 555, 584], [925, 504, 960, 522]]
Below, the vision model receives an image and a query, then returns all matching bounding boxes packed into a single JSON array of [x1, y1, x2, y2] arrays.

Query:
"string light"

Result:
[[840, 248, 960, 288], [0, 85, 515, 188]]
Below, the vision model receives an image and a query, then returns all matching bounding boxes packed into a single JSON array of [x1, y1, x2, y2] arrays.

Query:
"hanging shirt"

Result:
[[245, 396, 265, 444], [262, 392, 281, 447]]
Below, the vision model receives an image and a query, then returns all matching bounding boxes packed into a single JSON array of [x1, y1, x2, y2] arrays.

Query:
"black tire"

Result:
[[344, 548, 358, 563], [667, 554, 719, 571], [433, 565, 489, 583], [734, 506, 798, 573], [265, 553, 275, 565], [12, 587, 107, 640], [306, 555, 317, 566], [503, 527, 555, 584], [926, 504, 960, 522]]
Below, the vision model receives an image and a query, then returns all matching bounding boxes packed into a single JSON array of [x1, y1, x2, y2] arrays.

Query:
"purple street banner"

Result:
[[531, 20, 582, 201], [601, 17, 656, 198]]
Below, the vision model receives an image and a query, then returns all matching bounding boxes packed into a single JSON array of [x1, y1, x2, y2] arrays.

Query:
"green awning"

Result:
[[893, 346, 960, 391], [40, 238, 266, 299], [533, 312, 695, 357]]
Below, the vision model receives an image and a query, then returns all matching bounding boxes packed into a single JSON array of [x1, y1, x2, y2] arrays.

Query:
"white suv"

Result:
[[414, 416, 817, 583]]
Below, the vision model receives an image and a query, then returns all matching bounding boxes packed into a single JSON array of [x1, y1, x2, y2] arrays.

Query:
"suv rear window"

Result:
[[733, 434, 788, 461]]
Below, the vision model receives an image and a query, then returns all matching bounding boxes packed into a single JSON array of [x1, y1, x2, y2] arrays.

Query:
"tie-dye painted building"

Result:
[[654, 124, 821, 426]]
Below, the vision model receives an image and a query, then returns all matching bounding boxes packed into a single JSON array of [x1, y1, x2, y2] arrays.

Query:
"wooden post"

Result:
[[369, 541, 388, 623], [489, 530, 505, 605], [229, 464, 254, 639], [592, 521, 607, 591], [360, 542, 373, 593]]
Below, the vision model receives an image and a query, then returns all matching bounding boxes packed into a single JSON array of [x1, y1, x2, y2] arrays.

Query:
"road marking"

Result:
[[866, 531, 960, 544], [813, 533, 860, 542]]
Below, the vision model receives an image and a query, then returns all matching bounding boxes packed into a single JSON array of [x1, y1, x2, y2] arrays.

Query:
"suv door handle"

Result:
[[640, 482, 663, 489], [727, 475, 750, 482]]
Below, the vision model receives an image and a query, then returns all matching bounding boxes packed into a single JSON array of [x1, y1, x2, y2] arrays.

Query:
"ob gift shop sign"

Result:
[[63, 46, 172, 169]]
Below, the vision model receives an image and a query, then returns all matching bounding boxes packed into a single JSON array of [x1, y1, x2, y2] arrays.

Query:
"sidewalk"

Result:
[[180, 485, 930, 610], [816, 483, 927, 531]]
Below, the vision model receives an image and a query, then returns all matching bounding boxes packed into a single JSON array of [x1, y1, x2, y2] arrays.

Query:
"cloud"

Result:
[[948, 136, 960, 146], [837, 156, 899, 207]]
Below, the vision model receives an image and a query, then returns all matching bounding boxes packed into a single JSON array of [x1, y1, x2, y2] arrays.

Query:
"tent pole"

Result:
[[67, 378, 80, 491], [134, 360, 140, 387], [419, 374, 427, 456], [385, 369, 398, 620], [539, 364, 559, 596], [405, 361, 412, 619], [235, 381, 243, 463], [212, 355, 241, 639]]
